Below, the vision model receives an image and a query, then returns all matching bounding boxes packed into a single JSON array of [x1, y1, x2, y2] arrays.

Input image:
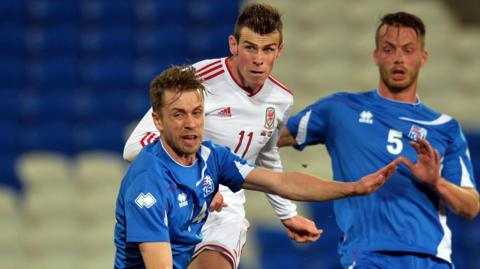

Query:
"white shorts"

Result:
[[192, 206, 250, 268]]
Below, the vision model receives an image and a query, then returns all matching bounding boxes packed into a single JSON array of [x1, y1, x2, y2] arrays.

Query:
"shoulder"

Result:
[[193, 58, 225, 81], [267, 75, 294, 97]]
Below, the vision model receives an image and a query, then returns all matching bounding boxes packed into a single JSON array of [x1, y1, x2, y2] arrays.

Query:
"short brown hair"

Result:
[[234, 3, 283, 44], [375, 12, 426, 49], [150, 65, 205, 114]]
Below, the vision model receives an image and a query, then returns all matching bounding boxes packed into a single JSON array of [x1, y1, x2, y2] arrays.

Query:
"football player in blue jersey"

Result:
[[279, 11, 480, 269], [113, 65, 401, 269]]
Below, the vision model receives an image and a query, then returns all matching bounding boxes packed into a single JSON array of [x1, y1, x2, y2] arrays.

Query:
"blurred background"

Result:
[[0, 0, 479, 268]]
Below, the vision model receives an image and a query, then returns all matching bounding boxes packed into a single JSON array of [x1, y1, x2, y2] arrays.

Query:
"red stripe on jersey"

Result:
[[193, 244, 237, 267], [197, 63, 222, 78], [202, 69, 224, 81], [268, 75, 293, 95], [195, 60, 222, 73], [140, 132, 151, 147], [147, 133, 158, 144]]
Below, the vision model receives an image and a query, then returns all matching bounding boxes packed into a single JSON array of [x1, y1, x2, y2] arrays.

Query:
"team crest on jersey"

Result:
[[359, 110, 373, 124], [408, 125, 428, 141], [202, 175, 215, 197], [264, 107, 276, 129], [178, 193, 188, 208]]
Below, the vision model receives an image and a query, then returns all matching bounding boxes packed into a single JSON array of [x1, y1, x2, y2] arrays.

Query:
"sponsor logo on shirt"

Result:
[[359, 110, 373, 124], [408, 125, 427, 140], [202, 175, 215, 197], [135, 193, 157, 208], [264, 107, 276, 129], [178, 193, 188, 208], [218, 107, 232, 117]]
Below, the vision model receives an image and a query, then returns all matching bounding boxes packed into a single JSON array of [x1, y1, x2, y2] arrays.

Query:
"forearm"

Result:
[[139, 242, 173, 269], [434, 178, 480, 220]]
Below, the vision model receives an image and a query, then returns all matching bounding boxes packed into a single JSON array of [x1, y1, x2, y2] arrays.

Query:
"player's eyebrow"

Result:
[[243, 40, 278, 48]]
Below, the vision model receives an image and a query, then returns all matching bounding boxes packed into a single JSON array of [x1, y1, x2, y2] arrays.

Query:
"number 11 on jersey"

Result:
[[234, 130, 253, 158]]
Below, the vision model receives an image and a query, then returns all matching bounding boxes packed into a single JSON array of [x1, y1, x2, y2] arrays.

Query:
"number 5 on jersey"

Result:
[[387, 129, 403, 155]]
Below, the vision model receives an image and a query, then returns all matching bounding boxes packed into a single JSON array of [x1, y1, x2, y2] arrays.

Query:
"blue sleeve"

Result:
[[124, 172, 171, 243], [215, 145, 255, 193], [286, 95, 334, 150], [441, 124, 477, 188]]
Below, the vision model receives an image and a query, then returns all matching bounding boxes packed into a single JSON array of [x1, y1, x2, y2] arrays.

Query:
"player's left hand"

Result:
[[208, 192, 228, 212], [281, 214, 322, 243], [400, 137, 441, 187]]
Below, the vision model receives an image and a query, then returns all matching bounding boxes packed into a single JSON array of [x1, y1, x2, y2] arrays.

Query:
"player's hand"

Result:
[[281, 214, 322, 243], [208, 192, 227, 212], [400, 137, 441, 187], [353, 157, 401, 195]]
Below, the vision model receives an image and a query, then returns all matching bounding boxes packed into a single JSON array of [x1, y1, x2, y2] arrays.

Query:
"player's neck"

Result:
[[378, 83, 418, 103], [160, 138, 197, 166], [227, 57, 261, 94]]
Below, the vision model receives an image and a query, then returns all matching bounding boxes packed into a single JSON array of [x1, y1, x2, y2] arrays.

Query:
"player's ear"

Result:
[[152, 111, 164, 133], [373, 48, 379, 66], [420, 50, 428, 67], [228, 35, 238, 56], [277, 41, 284, 59]]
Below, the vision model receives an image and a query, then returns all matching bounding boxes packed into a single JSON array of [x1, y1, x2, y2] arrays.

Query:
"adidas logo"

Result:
[[218, 107, 232, 117]]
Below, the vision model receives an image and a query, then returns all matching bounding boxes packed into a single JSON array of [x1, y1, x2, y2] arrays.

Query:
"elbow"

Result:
[[458, 201, 480, 220]]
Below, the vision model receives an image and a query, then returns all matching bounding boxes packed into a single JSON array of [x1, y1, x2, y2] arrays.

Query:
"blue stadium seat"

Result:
[[133, 57, 187, 88], [0, 154, 22, 192], [20, 121, 73, 154], [26, 57, 79, 88], [0, 91, 20, 122], [306, 202, 343, 269], [188, 25, 231, 60], [0, 57, 26, 89], [0, 0, 26, 21], [81, 25, 134, 56], [81, 57, 134, 88], [18, 91, 73, 123], [187, 0, 239, 25], [81, 0, 134, 24], [27, 0, 80, 22], [25, 25, 80, 56], [135, 0, 188, 25], [72, 121, 125, 152], [255, 227, 305, 269], [0, 122, 20, 156], [0, 24, 26, 55], [135, 26, 189, 58]]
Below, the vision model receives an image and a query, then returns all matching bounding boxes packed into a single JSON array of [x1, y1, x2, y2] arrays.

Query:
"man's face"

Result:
[[374, 25, 427, 93], [229, 27, 283, 91], [153, 89, 204, 159]]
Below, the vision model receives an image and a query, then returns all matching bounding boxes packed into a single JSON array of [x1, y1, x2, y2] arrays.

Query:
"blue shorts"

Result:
[[344, 251, 453, 269]]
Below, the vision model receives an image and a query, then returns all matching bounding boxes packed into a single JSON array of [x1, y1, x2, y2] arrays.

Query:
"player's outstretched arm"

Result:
[[401, 138, 480, 220], [242, 158, 401, 201], [139, 242, 173, 269], [278, 126, 297, 147]]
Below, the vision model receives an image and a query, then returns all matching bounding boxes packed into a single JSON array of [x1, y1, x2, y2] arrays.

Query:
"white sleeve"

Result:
[[123, 107, 160, 162], [255, 105, 298, 220]]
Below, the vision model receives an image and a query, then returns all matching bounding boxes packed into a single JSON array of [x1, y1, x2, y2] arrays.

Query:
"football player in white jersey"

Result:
[[123, 4, 320, 269]]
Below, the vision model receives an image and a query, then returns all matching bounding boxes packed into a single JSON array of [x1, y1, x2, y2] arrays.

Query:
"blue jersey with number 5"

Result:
[[286, 90, 476, 265]]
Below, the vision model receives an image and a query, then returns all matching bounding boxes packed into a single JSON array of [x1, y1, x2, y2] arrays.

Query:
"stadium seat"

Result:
[[81, 0, 134, 24], [135, 25, 189, 58], [188, 25, 231, 60], [80, 57, 134, 89], [0, 24, 26, 56], [187, 0, 239, 25], [0, 0, 26, 21], [18, 91, 74, 123], [26, 0, 80, 22], [25, 25, 80, 56], [71, 120, 126, 152], [0, 56, 26, 89], [135, 0, 188, 25], [255, 227, 305, 269], [81, 25, 134, 56], [19, 122, 73, 154], [26, 57, 79, 88]]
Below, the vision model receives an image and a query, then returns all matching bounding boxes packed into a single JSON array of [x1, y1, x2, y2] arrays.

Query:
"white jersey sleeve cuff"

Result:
[[265, 193, 298, 220]]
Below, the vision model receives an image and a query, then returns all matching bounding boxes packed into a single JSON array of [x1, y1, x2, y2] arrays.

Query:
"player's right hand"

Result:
[[208, 192, 228, 212], [353, 157, 401, 195]]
